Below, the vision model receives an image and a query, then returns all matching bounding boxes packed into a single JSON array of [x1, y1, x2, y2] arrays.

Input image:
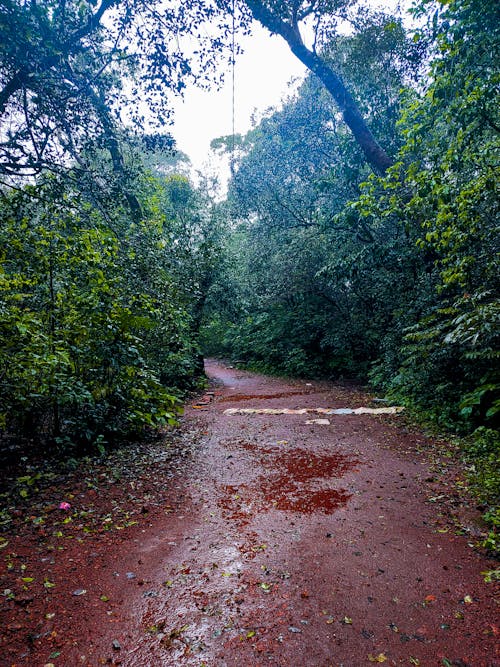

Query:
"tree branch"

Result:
[[245, 0, 393, 175], [0, 0, 119, 118], [87, 87, 143, 222]]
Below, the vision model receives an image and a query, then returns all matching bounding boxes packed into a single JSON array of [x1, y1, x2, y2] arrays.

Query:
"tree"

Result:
[[0, 176, 179, 450], [204, 20, 422, 376], [0, 145, 223, 454], [0, 0, 234, 214], [355, 0, 500, 428], [243, 0, 397, 174]]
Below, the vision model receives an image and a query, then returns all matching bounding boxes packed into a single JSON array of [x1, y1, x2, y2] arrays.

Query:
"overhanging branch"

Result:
[[245, 0, 393, 175]]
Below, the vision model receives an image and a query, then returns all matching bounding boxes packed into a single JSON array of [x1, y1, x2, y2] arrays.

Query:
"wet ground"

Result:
[[1, 360, 498, 666]]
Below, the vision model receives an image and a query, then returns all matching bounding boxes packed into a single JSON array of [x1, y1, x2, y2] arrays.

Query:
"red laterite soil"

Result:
[[1, 360, 498, 666]]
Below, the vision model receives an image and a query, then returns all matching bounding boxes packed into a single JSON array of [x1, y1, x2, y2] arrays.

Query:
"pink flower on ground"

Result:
[[59, 502, 71, 510]]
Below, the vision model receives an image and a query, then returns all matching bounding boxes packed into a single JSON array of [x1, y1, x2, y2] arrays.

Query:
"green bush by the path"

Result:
[[0, 171, 218, 456]]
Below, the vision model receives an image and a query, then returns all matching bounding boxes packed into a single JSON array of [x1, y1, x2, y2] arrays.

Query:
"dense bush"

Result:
[[0, 168, 217, 455]]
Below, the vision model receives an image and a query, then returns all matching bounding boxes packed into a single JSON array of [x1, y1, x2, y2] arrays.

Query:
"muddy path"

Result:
[[1, 360, 498, 666]]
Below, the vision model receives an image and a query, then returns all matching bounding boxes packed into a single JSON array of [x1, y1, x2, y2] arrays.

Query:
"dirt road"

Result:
[[1, 361, 498, 666]]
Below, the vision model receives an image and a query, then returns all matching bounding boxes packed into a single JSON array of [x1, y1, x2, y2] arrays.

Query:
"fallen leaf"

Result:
[[368, 653, 387, 663], [463, 595, 473, 604], [424, 594, 436, 604], [427, 495, 445, 503], [246, 630, 256, 639], [409, 658, 420, 665], [341, 616, 353, 625], [147, 624, 163, 635], [162, 624, 189, 645], [481, 569, 500, 583]]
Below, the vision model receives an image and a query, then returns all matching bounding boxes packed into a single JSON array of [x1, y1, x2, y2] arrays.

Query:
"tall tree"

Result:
[[367, 0, 500, 425], [0, 0, 234, 210], [243, 0, 396, 174]]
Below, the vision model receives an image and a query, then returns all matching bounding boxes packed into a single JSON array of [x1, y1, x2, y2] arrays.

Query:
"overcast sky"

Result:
[[169, 22, 307, 176]]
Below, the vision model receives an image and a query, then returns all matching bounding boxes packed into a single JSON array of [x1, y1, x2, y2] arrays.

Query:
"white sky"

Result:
[[169, 0, 408, 185], [170, 22, 307, 176]]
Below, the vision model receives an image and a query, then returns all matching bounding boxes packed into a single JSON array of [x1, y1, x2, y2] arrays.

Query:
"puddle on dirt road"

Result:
[[262, 448, 357, 480], [259, 448, 355, 514], [218, 445, 358, 518]]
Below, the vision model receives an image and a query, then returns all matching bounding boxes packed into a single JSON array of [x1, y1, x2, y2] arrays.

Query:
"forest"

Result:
[[0, 0, 499, 550]]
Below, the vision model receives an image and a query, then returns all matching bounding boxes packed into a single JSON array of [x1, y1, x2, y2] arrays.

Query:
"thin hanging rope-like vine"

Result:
[[230, 0, 236, 175]]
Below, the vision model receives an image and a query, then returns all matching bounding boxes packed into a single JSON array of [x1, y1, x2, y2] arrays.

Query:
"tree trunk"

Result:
[[245, 0, 393, 176], [89, 89, 143, 222]]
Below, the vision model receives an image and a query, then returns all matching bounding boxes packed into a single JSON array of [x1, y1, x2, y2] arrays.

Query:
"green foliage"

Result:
[[202, 0, 499, 543], [203, 16, 420, 380], [0, 181, 171, 451], [0, 0, 234, 461], [0, 159, 219, 455], [359, 0, 500, 429], [464, 428, 500, 553]]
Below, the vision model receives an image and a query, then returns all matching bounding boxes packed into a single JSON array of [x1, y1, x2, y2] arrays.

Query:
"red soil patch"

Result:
[[219, 391, 311, 402]]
